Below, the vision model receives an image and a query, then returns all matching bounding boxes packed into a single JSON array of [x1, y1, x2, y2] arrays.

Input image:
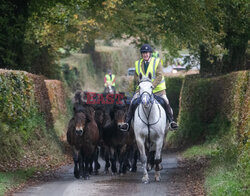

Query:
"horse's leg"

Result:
[[104, 147, 110, 174], [88, 159, 94, 175], [83, 158, 90, 180], [118, 145, 127, 175], [148, 151, 155, 171], [73, 147, 80, 179], [110, 147, 117, 174], [154, 138, 164, 182], [122, 150, 130, 174], [79, 151, 84, 178], [94, 147, 100, 175], [136, 137, 149, 183], [118, 148, 123, 175], [131, 149, 138, 172]]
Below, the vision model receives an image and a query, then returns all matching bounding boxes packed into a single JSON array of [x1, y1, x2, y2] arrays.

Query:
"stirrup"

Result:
[[120, 123, 129, 132], [169, 121, 178, 131]]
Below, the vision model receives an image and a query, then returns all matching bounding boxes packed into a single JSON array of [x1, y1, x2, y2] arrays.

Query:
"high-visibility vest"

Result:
[[105, 74, 115, 86], [152, 51, 160, 58], [135, 57, 166, 93]]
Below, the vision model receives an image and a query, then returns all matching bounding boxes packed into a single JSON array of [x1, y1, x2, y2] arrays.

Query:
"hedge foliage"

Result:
[[165, 76, 184, 121], [169, 71, 250, 194], [177, 71, 249, 144], [0, 71, 63, 161], [167, 71, 250, 195], [0, 72, 35, 123]]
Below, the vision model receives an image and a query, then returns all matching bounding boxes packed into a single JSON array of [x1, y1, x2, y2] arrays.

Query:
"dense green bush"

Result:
[[171, 71, 249, 145], [165, 76, 184, 121], [170, 71, 249, 195], [0, 71, 62, 161]]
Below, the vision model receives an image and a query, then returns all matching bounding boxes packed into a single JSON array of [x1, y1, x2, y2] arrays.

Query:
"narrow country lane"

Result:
[[13, 153, 204, 196]]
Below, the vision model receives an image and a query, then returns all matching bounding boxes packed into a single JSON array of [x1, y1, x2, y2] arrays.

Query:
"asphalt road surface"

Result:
[[13, 153, 198, 196]]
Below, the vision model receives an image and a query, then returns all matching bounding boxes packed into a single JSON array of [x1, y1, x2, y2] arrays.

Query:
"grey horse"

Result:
[[132, 72, 168, 183]]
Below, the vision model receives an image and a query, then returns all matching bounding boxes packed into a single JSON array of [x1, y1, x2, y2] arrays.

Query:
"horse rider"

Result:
[[152, 50, 163, 65], [120, 44, 178, 131], [104, 69, 116, 93], [152, 50, 160, 58]]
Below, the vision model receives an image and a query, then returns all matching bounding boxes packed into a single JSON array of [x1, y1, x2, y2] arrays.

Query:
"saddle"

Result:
[[154, 95, 167, 112], [129, 95, 169, 123], [130, 95, 167, 113]]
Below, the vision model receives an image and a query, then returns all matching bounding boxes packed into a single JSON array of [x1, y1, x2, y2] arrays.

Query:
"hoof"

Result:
[[74, 169, 80, 179], [143, 180, 150, 184], [84, 175, 90, 180], [155, 176, 161, 182], [131, 167, 137, 173], [142, 176, 149, 184], [74, 173, 80, 179], [155, 171, 161, 182], [96, 163, 101, 170], [103, 170, 109, 174]]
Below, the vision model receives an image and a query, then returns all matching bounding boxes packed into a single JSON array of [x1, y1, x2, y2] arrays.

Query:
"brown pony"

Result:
[[100, 104, 133, 174], [67, 92, 100, 179]]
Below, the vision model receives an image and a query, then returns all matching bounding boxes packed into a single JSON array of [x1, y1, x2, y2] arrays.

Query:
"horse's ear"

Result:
[[139, 72, 143, 80], [148, 72, 152, 80]]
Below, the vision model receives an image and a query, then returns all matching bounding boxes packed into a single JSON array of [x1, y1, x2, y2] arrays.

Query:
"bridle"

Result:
[[138, 80, 161, 144], [138, 91, 161, 126]]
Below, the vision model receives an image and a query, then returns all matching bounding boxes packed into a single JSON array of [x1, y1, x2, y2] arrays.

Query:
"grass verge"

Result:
[[0, 168, 37, 196], [181, 140, 250, 196], [181, 141, 219, 159]]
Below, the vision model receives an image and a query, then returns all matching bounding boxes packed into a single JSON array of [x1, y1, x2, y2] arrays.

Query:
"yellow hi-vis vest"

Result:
[[105, 74, 115, 86], [135, 57, 166, 93]]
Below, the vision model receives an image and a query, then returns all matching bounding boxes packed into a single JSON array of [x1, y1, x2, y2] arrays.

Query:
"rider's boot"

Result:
[[165, 104, 178, 130]]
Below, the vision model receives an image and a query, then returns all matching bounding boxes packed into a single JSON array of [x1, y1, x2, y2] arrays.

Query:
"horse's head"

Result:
[[139, 72, 154, 108], [94, 106, 105, 125], [73, 104, 91, 136], [110, 104, 127, 130]]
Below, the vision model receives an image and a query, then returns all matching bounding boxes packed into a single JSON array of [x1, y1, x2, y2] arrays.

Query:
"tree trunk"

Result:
[[222, 27, 249, 73], [81, 39, 95, 53], [199, 45, 214, 76], [0, 0, 30, 68], [229, 43, 248, 71]]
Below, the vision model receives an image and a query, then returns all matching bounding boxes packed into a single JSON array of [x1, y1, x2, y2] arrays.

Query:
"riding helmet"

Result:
[[140, 44, 153, 53]]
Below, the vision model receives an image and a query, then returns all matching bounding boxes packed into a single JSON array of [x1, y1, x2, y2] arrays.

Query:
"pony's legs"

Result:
[[110, 147, 117, 174], [94, 148, 101, 175], [104, 148, 110, 174], [73, 147, 80, 179], [118, 145, 128, 175], [136, 137, 149, 183], [154, 138, 164, 181], [131, 149, 138, 172]]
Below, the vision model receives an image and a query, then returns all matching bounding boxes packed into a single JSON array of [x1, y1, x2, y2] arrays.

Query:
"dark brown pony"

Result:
[[67, 92, 100, 179], [100, 104, 134, 174], [67, 111, 89, 178]]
